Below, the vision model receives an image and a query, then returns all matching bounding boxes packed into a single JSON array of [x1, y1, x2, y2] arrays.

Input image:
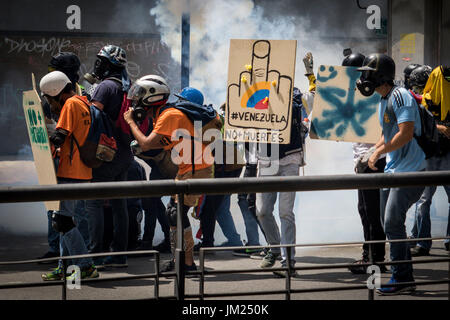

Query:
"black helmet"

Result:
[[48, 52, 81, 84], [403, 63, 421, 77], [403, 63, 420, 89], [409, 65, 432, 88], [356, 53, 395, 96], [342, 53, 366, 67], [92, 45, 127, 81]]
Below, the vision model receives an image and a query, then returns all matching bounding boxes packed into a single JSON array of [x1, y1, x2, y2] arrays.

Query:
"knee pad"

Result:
[[51, 212, 76, 234]]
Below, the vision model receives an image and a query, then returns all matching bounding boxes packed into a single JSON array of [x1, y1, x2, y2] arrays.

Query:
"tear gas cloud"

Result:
[[0, 0, 447, 244]]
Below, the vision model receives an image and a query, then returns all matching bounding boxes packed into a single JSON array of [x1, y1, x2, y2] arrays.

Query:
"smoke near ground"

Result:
[[0, 0, 448, 246]]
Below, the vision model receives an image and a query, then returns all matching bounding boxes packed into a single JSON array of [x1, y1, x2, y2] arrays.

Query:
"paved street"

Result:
[[0, 234, 448, 301]]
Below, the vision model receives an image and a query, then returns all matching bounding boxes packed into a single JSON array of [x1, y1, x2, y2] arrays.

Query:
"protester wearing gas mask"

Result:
[[356, 54, 426, 295], [410, 65, 450, 255], [343, 51, 387, 275], [39, 71, 98, 281], [38, 52, 88, 264], [123, 76, 217, 274], [84, 45, 132, 269]]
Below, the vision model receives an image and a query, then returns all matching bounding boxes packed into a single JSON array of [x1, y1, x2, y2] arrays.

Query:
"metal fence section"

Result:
[[0, 170, 450, 300]]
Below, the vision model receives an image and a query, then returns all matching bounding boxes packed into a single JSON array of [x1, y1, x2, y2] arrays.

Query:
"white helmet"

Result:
[[40, 71, 72, 97], [128, 74, 170, 106]]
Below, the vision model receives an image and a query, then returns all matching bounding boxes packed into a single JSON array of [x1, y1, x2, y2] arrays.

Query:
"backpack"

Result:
[[158, 101, 222, 173], [386, 88, 440, 159], [71, 97, 118, 168], [258, 87, 308, 160]]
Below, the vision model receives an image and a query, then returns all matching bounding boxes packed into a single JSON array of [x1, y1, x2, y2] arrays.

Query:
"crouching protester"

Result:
[[39, 71, 98, 281], [357, 54, 426, 295], [123, 76, 219, 274]]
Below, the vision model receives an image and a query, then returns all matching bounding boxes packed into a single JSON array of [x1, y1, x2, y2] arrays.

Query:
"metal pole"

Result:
[[175, 193, 185, 300], [200, 250, 205, 301], [286, 247, 291, 300], [368, 225, 374, 300], [61, 258, 67, 301], [181, 10, 190, 89], [155, 252, 160, 299]]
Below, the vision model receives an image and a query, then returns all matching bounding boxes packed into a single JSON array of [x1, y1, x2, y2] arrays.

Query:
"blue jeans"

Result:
[[56, 181, 93, 270], [86, 162, 130, 264], [256, 162, 299, 267], [237, 195, 261, 245], [412, 153, 450, 248], [47, 210, 60, 253], [216, 195, 242, 246], [74, 200, 90, 248], [142, 167, 170, 244], [381, 185, 425, 281]]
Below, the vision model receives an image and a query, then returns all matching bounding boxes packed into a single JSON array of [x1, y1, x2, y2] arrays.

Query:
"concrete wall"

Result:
[[441, 0, 450, 66], [390, 0, 425, 82]]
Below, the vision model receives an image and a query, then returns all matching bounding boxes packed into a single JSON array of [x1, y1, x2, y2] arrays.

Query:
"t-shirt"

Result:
[[423, 66, 450, 122], [56, 95, 92, 180], [379, 87, 426, 173], [91, 79, 133, 165], [152, 107, 213, 175]]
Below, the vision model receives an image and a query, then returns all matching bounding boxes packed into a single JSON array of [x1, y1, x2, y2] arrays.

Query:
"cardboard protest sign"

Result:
[[310, 65, 382, 144], [22, 74, 59, 211], [224, 39, 297, 144]]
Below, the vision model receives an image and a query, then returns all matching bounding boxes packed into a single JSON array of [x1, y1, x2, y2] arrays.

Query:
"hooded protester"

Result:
[[84, 45, 133, 269]]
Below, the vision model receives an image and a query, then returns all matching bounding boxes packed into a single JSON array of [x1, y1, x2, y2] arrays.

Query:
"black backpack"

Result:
[[385, 88, 440, 159]]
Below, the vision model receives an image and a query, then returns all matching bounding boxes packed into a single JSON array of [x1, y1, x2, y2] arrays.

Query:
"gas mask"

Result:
[[92, 57, 111, 80], [356, 71, 379, 97], [131, 100, 149, 124]]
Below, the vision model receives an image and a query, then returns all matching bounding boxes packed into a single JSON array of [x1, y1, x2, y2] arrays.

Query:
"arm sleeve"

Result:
[[56, 101, 75, 135], [393, 91, 416, 124], [90, 82, 111, 106]]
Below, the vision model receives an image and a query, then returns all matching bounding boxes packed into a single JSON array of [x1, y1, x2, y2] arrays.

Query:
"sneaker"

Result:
[[232, 244, 263, 257], [154, 240, 171, 254], [41, 266, 65, 281], [410, 246, 430, 257], [185, 263, 198, 278], [160, 260, 197, 276], [260, 251, 280, 268], [348, 259, 389, 274], [348, 259, 370, 274], [273, 269, 300, 278], [160, 259, 175, 273], [193, 242, 215, 255], [67, 265, 99, 281], [250, 248, 269, 260], [407, 236, 417, 248], [103, 256, 128, 268], [37, 251, 59, 264], [376, 277, 416, 296], [218, 241, 243, 247]]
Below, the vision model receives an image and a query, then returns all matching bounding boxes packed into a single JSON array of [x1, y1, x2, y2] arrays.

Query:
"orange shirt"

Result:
[[56, 95, 92, 180], [152, 107, 213, 175]]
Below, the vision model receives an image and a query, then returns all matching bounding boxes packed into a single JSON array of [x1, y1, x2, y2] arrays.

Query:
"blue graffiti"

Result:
[[312, 67, 379, 138], [316, 65, 338, 83]]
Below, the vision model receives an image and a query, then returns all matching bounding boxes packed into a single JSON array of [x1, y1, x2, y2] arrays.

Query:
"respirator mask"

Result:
[[131, 100, 148, 124], [356, 70, 380, 97]]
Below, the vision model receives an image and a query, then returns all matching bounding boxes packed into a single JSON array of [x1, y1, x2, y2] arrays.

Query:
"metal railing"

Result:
[[1, 170, 450, 300]]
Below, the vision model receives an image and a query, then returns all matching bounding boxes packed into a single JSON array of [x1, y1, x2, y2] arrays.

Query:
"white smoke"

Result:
[[150, 0, 343, 106], [148, 0, 449, 246]]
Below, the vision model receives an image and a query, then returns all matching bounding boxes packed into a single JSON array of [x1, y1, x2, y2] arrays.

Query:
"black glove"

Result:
[[49, 129, 68, 148]]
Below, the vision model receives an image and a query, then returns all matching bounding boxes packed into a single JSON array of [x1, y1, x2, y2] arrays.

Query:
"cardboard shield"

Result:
[[310, 65, 382, 144], [22, 74, 59, 211], [224, 39, 297, 144]]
